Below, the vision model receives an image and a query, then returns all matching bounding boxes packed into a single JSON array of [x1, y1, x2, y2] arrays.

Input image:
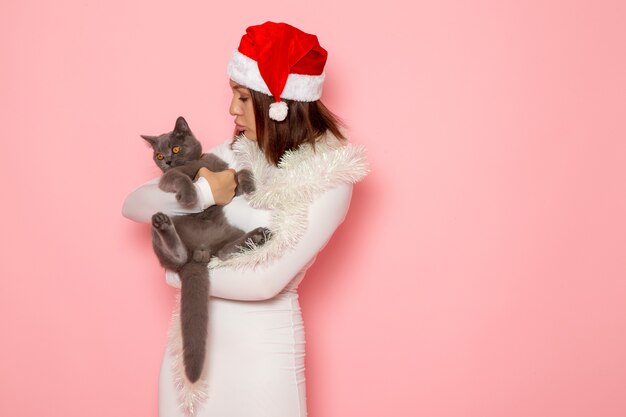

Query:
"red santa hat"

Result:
[[227, 21, 328, 122]]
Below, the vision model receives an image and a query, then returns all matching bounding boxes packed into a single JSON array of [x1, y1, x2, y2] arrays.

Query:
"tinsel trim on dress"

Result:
[[167, 131, 369, 416], [167, 292, 209, 416], [207, 131, 370, 270]]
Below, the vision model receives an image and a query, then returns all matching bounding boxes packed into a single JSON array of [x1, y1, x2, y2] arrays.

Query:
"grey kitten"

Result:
[[141, 116, 269, 383]]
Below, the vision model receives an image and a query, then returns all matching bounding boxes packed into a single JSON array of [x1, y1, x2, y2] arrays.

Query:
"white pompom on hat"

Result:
[[227, 21, 327, 122]]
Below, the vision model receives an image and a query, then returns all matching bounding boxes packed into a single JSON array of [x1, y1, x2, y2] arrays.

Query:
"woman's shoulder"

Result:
[[311, 129, 347, 150], [281, 130, 368, 174]]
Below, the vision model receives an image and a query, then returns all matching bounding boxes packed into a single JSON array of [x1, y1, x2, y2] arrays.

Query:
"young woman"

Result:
[[122, 21, 368, 416]]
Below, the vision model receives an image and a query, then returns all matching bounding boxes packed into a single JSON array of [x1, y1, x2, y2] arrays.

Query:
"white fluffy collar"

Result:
[[208, 132, 369, 270]]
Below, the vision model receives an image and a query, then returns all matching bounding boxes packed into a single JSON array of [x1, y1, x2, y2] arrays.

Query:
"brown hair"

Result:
[[248, 89, 347, 165]]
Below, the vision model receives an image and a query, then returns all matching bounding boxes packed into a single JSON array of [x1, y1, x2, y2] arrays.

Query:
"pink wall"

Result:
[[1, 1, 625, 416]]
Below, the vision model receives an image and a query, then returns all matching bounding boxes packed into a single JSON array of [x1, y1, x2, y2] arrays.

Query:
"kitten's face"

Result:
[[141, 117, 202, 172]]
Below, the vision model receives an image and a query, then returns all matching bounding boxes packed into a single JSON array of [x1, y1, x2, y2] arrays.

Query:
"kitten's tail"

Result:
[[178, 261, 210, 383]]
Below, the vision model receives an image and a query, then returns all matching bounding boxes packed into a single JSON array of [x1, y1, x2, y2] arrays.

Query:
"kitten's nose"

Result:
[[165, 161, 172, 166]]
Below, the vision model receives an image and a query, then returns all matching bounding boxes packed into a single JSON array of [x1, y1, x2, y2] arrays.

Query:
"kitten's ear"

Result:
[[174, 116, 191, 136], [140, 134, 157, 147]]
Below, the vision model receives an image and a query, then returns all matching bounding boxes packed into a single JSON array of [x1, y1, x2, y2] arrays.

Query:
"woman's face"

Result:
[[229, 79, 257, 140]]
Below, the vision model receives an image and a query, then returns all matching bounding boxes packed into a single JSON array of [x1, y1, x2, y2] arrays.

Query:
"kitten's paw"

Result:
[[152, 212, 172, 230], [176, 188, 198, 208], [249, 227, 271, 246], [192, 249, 212, 263], [235, 169, 256, 195]]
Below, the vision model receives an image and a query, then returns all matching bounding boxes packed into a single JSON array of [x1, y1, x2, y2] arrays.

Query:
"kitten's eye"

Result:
[[172, 146, 181, 154], [156, 153, 164, 160]]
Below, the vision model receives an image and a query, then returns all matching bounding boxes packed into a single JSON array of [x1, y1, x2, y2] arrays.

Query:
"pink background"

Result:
[[1, 1, 625, 416]]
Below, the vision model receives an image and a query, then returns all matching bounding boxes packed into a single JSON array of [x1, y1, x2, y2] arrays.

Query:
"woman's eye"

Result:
[[172, 146, 181, 154], [156, 153, 164, 160], [239, 97, 249, 102]]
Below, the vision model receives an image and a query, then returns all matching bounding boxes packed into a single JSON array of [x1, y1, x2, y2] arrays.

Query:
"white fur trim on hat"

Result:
[[227, 50, 325, 101]]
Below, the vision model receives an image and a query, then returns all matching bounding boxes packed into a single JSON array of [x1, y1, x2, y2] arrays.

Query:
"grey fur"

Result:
[[142, 116, 270, 383]]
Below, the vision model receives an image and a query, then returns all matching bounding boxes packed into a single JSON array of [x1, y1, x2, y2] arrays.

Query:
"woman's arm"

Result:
[[165, 182, 353, 301], [121, 176, 215, 223]]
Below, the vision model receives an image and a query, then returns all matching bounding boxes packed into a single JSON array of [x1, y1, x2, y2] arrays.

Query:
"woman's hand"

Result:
[[194, 167, 237, 205]]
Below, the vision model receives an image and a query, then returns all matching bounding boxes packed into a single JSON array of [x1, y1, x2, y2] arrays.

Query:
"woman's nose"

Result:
[[229, 97, 241, 116]]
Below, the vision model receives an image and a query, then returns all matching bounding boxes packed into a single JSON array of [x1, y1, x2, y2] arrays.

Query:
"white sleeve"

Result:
[[121, 173, 215, 223], [165, 182, 354, 301]]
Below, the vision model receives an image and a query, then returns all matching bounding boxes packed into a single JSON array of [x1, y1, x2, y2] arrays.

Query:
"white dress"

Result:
[[121, 135, 367, 417]]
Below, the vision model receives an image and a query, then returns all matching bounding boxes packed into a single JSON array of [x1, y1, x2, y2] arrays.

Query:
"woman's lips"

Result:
[[235, 124, 245, 134]]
